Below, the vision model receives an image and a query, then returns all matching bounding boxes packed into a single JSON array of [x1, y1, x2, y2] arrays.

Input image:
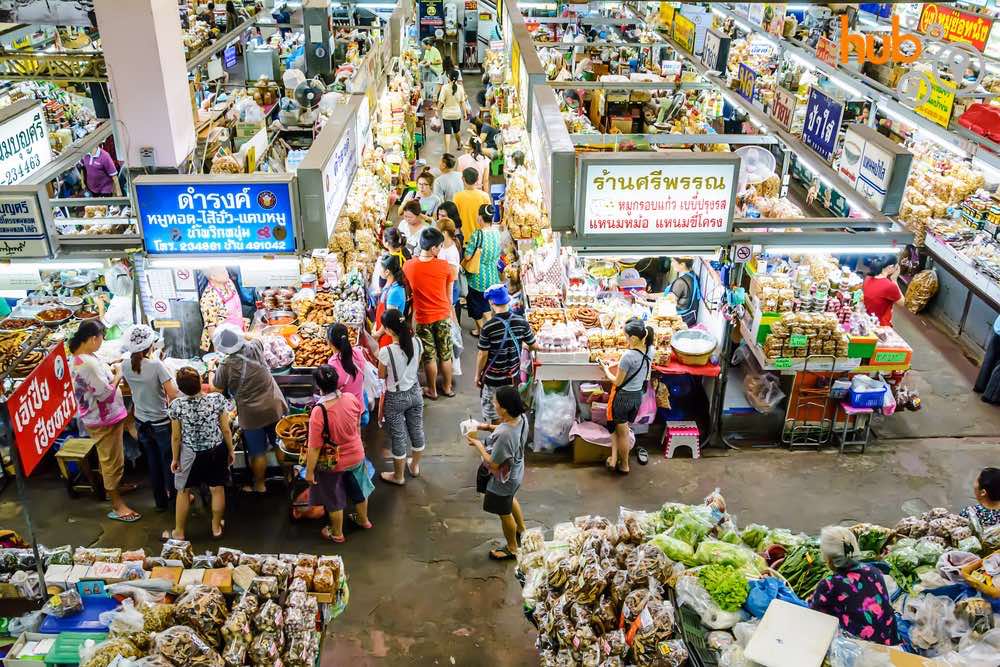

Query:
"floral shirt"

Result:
[[166, 393, 228, 452], [963, 503, 1000, 529], [810, 563, 900, 645]]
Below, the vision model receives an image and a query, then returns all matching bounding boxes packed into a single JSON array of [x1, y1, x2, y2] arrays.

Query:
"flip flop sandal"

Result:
[[636, 447, 649, 465], [379, 472, 405, 486], [348, 514, 373, 529], [441, 389, 456, 398], [107, 510, 141, 523], [605, 457, 617, 471], [422, 389, 439, 400], [321, 527, 346, 543], [489, 546, 517, 561]]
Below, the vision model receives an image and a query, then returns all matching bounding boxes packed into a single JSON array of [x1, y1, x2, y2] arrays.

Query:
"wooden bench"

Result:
[[54, 438, 105, 500]]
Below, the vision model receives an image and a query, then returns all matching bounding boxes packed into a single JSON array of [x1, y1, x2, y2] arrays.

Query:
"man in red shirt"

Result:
[[403, 228, 459, 399], [862, 256, 904, 326]]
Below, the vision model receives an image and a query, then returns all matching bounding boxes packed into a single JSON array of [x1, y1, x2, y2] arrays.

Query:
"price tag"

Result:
[[789, 334, 808, 348], [736, 63, 758, 103], [874, 350, 908, 364], [774, 358, 793, 369]]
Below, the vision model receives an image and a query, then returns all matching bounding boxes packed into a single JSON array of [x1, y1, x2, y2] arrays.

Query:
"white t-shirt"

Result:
[[439, 243, 461, 269], [378, 339, 424, 392]]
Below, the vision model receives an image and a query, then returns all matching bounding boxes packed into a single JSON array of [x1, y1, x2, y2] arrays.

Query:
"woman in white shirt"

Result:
[[436, 217, 463, 316], [377, 309, 426, 487], [437, 69, 467, 154], [456, 137, 491, 191]]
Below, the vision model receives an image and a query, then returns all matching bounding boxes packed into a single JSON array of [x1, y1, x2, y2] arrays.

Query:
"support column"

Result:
[[94, 0, 195, 170]]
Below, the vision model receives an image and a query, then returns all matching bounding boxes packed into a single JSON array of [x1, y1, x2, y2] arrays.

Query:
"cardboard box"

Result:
[[203, 568, 233, 594], [149, 567, 182, 587], [178, 569, 205, 589], [232, 565, 256, 592], [4, 632, 57, 667], [868, 645, 948, 666], [43, 565, 72, 589]]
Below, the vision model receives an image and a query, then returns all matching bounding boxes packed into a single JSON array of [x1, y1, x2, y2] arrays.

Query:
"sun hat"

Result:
[[484, 283, 511, 306], [212, 323, 246, 355], [122, 324, 160, 354]]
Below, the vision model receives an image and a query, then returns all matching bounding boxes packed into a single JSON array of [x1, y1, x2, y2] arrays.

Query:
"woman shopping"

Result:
[[464, 203, 503, 337], [962, 467, 1000, 529], [210, 324, 287, 494], [372, 255, 408, 349], [326, 323, 367, 404], [437, 69, 468, 154], [437, 217, 463, 317], [465, 385, 528, 561], [69, 320, 141, 523], [166, 367, 234, 541], [397, 171, 442, 217], [304, 365, 374, 543], [600, 318, 653, 475], [121, 324, 178, 512], [377, 309, 427, 486], [457, 136, 491, 191]]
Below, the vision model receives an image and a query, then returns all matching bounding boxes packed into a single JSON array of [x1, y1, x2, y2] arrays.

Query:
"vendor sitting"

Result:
[[810, 526, 900, 646], [667, 257, 700, 326], [962, 467, 1000, 529]]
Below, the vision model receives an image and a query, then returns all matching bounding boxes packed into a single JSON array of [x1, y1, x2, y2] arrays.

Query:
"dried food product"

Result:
[[142, 603, 175, 633], [43, 589, 83, 617], [295, 338, 333, 367], [289, 577, 308, 594], [317, 555, 343, 583], [249, 632, 283, 666], [174, 585, 228, 647], [74, 547, 122, 565], [249, 576, 280, 600], [234, 593, 259, 615], [80, 636, 141, 667], [283, 631, 320, 667], [152, 625, 224, 667], [222, 609, 252, 644], [238, 553, 264, 574], [296, 553, 319, 569], [285, 604, 316, 634], [292, 565, 314, 590], [120, 548, 145, 563], [894, 516, 928, 539], [161, 539, 194, 567], [905, 269, 938, 314], [193, 553, 220, 569], [254, 599, 284, 634], [631, 600, 677, 664], [313, 566, 336, 594], [626, 544, 670, 585], [221, 635, 249, 667], [566, 561, 608, 605], [216, 547, 242, 567], [261, 556, 292, 590]]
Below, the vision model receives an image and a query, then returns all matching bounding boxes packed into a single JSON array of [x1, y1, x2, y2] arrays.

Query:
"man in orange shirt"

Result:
[[403, 228, 459, 399], [453, 167, 492, 241]]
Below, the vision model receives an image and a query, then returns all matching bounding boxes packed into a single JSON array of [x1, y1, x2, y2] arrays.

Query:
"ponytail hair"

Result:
[[326, 323, 357, 378], [381, 253, 405, 288], [312, 364, 341, 395], [381, 308, 414, 362], [131, 350, 147, 374], [448, 68, 459, 95], [69, 319, 106, 354], [624, 318, 654, 351], [469, 136, 483, 158]]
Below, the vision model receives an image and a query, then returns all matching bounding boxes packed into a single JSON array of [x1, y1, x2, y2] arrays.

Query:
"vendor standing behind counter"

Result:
[[667, 257, 700, 326], [862, 256, 904, 327]]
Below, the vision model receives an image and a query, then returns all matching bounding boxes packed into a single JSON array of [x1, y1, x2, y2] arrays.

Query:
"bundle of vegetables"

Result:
[[851, 523, 893, 555], [764, 528, 810, 551], [666, 505, 717, 547], [885, 536, 945, 592], [694, 539, 767, 577], [697, 563, 750, 612], [740, 524, 769, 551], [650, 533, 696, 567], [776, 543, 829, 600]]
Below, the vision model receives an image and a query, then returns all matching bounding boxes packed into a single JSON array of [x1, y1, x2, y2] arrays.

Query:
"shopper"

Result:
[[453, 168, 491, 241], [398, 200, 431, 257], [471, 116, 501, 155], [962, 467, 1000, 529], [382, 226, 411, 264], [305, 365, 373, 543], [437, 69, 468, 154], [326, 323, 367, 404], [373, 254, 408, 349], [432, 153, 463, 203], [466, 385, 528, 561], [166, 367, 233, 541], [69, 320, 140, 523], [600, 318, 652, 475], [465, 204, 503, 337], [476, 284, 536, 423], [975, 315, 1000, 403], [403, 227, 458, 399], [667, 257, 701, 326], [378, 309, 427, 485], [211, 323, 288, 494], [397, 171, 441, 216], [862, 255, 904, 326], [457, 137, 491, 191], [121, 325, 179, 512], [420, 37, 443, 102], [811, 526, 900, 646], [436, 217, 463, 314], [224, 0, 240, 32]]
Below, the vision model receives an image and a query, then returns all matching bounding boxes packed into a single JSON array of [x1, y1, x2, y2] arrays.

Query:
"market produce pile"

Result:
[[517, 491, 1000, 666]]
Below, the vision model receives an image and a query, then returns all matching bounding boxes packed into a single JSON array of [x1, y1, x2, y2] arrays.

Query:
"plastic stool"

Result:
[[490, 156, 504, 176], [55, 438, 105, 500], [663, 421, 701, 459]]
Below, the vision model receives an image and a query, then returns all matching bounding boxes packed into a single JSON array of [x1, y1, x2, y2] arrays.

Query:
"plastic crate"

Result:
[[847, 385, 886, 409], [677, 603, 718, 667]]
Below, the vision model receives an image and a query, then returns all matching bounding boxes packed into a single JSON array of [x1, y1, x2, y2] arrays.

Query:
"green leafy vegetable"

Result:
[[698, 563, 749, 612], [741, 524, 769, 551], [650, 533, 696, 566], [776, 544, 829, 600]]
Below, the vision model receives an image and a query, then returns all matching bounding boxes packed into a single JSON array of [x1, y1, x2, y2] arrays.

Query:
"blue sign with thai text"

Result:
[[736, 63, 757, 104], [802, 87, 844, 163], [136, 180, 296, 255], [859, 3, 892, 19]]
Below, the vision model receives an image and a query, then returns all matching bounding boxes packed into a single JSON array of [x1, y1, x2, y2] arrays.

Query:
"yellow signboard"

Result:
[[673, 13, 696, 53], [511, 39, 521, 92], [660, 3, 675, 31], [914, 75, 956, 128]]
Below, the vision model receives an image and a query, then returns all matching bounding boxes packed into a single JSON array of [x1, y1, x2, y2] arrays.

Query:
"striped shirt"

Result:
[[478, 311, 534, 386]]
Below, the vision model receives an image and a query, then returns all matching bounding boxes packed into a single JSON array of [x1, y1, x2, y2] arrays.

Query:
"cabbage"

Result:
[[886, 546, 920, 575], [650, 533, 696, 566], [913, 538, 945, 566], [720, 530, 743, 546], [740, 524, 769, 551], [659, 502, 687, 528], [694, 540, 766, 576], [667, 506, 716, 547]]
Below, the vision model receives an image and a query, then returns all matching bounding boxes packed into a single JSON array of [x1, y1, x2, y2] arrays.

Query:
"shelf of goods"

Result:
[[517, 489, 1000, 666], [0, 540, 346, 667], [376, 53, 423, 176]]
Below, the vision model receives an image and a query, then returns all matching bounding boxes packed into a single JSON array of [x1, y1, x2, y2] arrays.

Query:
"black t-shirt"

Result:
[[478, 311, 535, 386], [481, 123, 500, 149]]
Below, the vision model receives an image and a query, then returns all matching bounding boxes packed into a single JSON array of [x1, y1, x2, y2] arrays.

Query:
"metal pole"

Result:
[[709, 246, 741, 451]]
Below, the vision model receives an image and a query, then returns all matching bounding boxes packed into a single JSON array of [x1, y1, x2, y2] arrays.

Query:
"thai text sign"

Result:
[[7, 345, 76, 477], [735, 63, 758, 103], [578, 157, 738, 236], [136, 178, 296, 255], [918, 3, 992, 52], [802, 87, 844, 163], [672, 13, 696, 54], [772, 87, 797, 132], [815, 36, 838, 67], [701, 29, 730, 72], [0, 104, 52, 186], [914, 74, 956, 127], [0, 194, 49, 258]]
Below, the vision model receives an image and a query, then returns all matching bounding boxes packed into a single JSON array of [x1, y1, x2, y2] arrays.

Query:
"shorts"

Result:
[[415, 319, 453, 365], [443, 118, 461, 135], [88, 420, 126, 492], [175, 444, 231, 490], [467, 288, 490, 320], [610, 389, 644, 427], [242, 423, 278, 457], [483, 489, 517, 515], [309, 465, 367, 512]]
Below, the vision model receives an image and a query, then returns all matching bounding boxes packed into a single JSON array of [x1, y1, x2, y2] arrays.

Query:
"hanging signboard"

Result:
[[736, 64, 758, 103], [0, 102, 53, 186], [672, 14, 696, 54], [802, 87, 844, 163], [660, 3, 675, 32], [135, 177, 297, 255], [322, 122, 358, 236], [0, 194, 50, 259], [576, 154, 739, 239], [701, 29, 731, 72], [7, 345, 76, 477], [837, 124, 913, 216], [918, 3, 992, 52], [815, 36, 838, 67], [914, 75, 956, 128], [772, 87, 798, 131], [418, 0, 445, 39], [747, 3, 765, 29], [859, 4, 893, 19]]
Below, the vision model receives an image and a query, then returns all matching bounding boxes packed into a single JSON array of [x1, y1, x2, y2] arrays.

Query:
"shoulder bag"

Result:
[[462, 230, 482, 274], [605, 351, 651, 424], [312, 402, 340, 472]]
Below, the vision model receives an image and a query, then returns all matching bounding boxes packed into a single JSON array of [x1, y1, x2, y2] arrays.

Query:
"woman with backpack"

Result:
[[600, 318, 653, 475]]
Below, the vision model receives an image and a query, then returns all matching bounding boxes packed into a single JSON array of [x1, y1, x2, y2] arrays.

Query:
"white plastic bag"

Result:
[[937, 551, 980, 583], [532, 381, 576, 452], [451, 320, 463, 377], [676, 575, 746, 630], [361, 359, 382, 401], [98, 599, 144, 634]]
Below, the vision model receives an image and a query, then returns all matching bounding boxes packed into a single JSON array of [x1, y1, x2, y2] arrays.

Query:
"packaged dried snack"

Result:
[[238, 553, 264, 574], [287, 590, 309, 608], [289, 577, 308, 594], [74, 547, 122, 565], [142, 603, 175, 633], [43, 589, 83, 617], [601, 629, 628, 658], [44, 545, 73, 566], [161, 539, 194, 567], [261, 556, 292, 590], [626, 544, 670, 585], [80, 636, 141, 667], [285, 604, 315, 634], [234, 593, 259, 615], [221, 635, 249, 667], [0, 550, 17, 572], [221, 609, 252, 643], [131, 656, 174, 667], [152, 625, 224, 666], [283, 631, 320, 667], [316, 555, 342, 583], [254, 600, 284, 633], [248, 576, 279, 600], [313, 567, 335, 594], [293, 565, 314, 590], [193, 552, 221, 569], [614, 542, 636, 569], [174, 585, 228, 646], [296, 553, 319, 569], [121, 548, 146, 563], [566, 561, 607, 605], [144, 557, 168, 570], [217, 547, 243, 567], [630, 600, 676, 663], [249, 632, 282, 666]]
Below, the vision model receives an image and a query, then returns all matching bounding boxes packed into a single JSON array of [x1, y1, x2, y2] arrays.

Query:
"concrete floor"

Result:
[[3, 83, 1000, 665]]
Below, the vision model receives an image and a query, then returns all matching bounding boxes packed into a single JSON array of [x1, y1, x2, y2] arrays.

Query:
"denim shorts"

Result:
[[242, 423, 277, 457]]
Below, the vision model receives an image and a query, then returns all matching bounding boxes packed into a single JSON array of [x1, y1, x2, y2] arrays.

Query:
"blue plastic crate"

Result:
[[848, 385, 886, 409], [39, 595, 118, 633]]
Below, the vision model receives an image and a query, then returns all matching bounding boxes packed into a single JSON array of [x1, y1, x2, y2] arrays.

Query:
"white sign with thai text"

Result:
[[772, 87, 798, 132], [0, 105, 52, 186]]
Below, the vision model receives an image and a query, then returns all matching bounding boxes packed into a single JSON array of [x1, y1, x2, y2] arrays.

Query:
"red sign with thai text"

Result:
[[919, 3, 992, 52], [815, 36, 838, 66], [6, 346, 76, 476]]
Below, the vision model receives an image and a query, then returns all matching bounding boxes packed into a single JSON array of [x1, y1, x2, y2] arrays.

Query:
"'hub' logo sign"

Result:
[[837, 15, 984, 107]]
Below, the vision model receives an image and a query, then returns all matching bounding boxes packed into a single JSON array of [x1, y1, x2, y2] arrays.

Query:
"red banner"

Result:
[[6, 346, 76, 477], [919, 3, 992, 52], [815, 36, 838, 66]]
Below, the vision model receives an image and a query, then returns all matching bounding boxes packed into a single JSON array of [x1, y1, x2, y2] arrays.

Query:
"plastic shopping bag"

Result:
[[532, 381, 575, 452]]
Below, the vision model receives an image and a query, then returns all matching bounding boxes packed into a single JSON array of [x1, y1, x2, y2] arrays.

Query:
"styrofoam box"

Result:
[[4, 632, 57, 667]]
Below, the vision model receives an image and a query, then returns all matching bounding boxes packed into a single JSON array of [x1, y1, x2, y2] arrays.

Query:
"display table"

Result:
[[535, 359, 720, 381]]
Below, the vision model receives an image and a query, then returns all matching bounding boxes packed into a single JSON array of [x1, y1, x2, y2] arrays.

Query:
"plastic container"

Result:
[[847, 385, 886, 409], [38, 595, 118, 633]]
